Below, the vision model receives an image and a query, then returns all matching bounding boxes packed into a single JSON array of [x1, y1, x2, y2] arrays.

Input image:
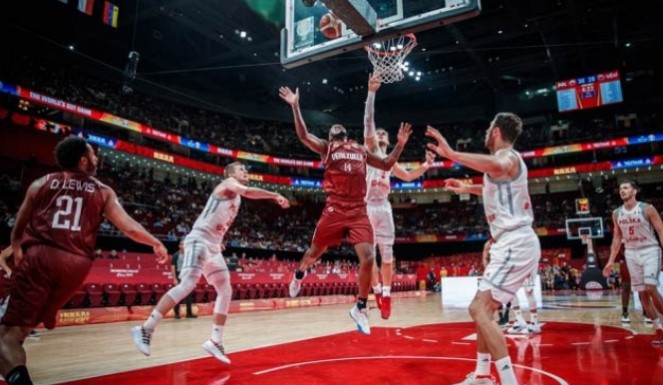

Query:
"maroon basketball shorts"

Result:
[[312, 203, 374, 247], [1, 244, 91, 329]]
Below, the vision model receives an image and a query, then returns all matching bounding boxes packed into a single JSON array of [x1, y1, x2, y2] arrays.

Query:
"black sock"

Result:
[[357, 298, 367, 310], [5, 365, 33, 385], [623, 307, 628, 314], [295, 270, 305, 280]]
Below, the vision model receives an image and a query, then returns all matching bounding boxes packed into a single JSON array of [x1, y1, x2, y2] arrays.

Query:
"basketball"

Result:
[[319, 12, 342, 40]]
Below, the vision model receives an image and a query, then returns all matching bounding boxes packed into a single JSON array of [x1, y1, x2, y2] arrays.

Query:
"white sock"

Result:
[[475, 352, 491, 376], [373, 284, 382, 294], [495, 356, 518, 385], [530, 313, 538, 325], [143, 310, 163, 331], [653, 318, 662, 330], [383, 286, 391, 297], [212, 324, 225, 343], [514, 309, 526, 325]]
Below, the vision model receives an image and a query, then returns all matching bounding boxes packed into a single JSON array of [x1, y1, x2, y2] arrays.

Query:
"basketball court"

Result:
[[2, 1, 662, 385], [21, 293, 663, 385]]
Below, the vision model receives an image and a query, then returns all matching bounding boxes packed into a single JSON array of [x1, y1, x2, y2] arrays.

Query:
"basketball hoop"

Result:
[[365, 33, 417, 84]]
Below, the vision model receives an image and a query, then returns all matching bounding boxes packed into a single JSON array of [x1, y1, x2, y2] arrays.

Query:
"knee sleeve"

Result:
[[167, 269, 201, 303], [208, 270, 232, 315], [378, 243, 394, 264]]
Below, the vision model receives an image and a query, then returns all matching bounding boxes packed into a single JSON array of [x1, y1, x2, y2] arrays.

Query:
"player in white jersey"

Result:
[[363, 73, 434, 319], [132, 162, 289, 363], [603, 180, 663, 344], [427, 112, 540, 385]]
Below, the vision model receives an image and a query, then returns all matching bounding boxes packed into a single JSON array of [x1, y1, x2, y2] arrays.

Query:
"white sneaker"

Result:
[[507, 322, 530, 335], [131, 326, 152, 356], [202, 339, 231, 365], [645, 317, 653, 325], [452, 372, 497, 385], [289, 276, 303, 297], [528, 323, 542, 334], [349, 305, 371, 335], [621, 313, 631, 323]]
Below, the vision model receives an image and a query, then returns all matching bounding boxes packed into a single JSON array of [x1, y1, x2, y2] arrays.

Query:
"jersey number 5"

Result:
[[52, 195, 84, 231], [628, 226, 634, 236]]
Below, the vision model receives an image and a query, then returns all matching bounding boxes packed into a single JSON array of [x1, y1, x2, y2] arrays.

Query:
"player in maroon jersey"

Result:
[[0, 136, 168, 385], [279, 86, 411, 334]]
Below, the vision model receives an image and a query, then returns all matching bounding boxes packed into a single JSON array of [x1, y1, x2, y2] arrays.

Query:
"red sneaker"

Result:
[[381, 296, 391, 319], [652, 329, 663, 346], [374, 292, 383, 309]]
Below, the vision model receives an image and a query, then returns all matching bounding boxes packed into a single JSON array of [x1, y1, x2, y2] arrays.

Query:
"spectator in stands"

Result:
[[171, 240, 195, 319], [0, 136, 168, 385], [108, 249, 119, 259]]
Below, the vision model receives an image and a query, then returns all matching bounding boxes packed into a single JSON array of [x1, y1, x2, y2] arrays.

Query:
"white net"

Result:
[[365, 34, 417, 84]]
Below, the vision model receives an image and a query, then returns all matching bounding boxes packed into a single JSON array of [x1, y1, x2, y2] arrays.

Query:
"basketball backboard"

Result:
[[281, 0, 481, 68], [565, 217, 604, 240]]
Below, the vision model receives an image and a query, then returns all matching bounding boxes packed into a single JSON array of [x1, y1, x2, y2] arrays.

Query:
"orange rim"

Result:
[[364, 33, 417, 57]]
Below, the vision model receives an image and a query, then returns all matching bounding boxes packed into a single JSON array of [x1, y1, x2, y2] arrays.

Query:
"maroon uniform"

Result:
[[312, 141, 374, 247], [1, 172, 108, 329]]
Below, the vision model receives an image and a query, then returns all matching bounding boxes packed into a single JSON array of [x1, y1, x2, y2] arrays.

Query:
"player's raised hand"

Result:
[[424, 150, 436, 166], [0, 246, 13, 278], [153, 242, 170, 264], [443, 178, 469, 194], [396, 122, 412, 145], [368, 73, 382, 93], [426, 125, 453, 158], [279, 86, 299, 106], [275, 194, 290, 209]]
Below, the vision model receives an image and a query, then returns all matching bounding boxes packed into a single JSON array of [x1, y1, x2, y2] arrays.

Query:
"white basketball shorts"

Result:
[[625, 245, 662, 292], [367, 200, 395, 246], [479, 227, 541, 304]]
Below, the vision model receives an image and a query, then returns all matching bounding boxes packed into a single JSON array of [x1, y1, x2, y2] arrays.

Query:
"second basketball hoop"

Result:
[[365, 33, 417, 84]]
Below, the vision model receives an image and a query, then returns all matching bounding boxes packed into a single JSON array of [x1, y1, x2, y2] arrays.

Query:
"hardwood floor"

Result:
[[24, 291, 651, 384]]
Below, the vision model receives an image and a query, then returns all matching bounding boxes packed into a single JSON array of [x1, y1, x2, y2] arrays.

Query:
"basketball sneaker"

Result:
[[381, 296, 391, 320], [528, 323, 542, 334], [131, 326, 153, 356], [374, 292, 383, 309], [289, 277, 302, 298], [349, 304, 371, 335], [645, 316, 653, 325], [507, 321, 530, 335], [621, 312, 631, 323], [452, 373, 497, 385], [202, 339, 231, 364]]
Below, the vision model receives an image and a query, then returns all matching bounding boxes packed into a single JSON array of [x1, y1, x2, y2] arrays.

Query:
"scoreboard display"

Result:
[[556, 70, 623, 112]]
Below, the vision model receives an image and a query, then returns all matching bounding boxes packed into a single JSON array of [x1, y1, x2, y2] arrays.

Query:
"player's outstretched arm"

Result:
[[603, 210, 623, 277], [223, 178, 290, 208], [9, 176, 45, 265], [393, 150, 435, 181], [425, 125, 516, 177], [444, 178, 483, 196], [279, 86, 327, 156], [645, 204, 663, 248], [363, 73, 381, 152], [103, 188, 169, 264], [367, 122, 411, 170]]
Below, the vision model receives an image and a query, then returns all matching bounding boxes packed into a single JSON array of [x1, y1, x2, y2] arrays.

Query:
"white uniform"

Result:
[[366, 146, 395, 255], [182, 193, 241, 278], [480, 149, 541, 303], [616, 202, 662, 291]]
